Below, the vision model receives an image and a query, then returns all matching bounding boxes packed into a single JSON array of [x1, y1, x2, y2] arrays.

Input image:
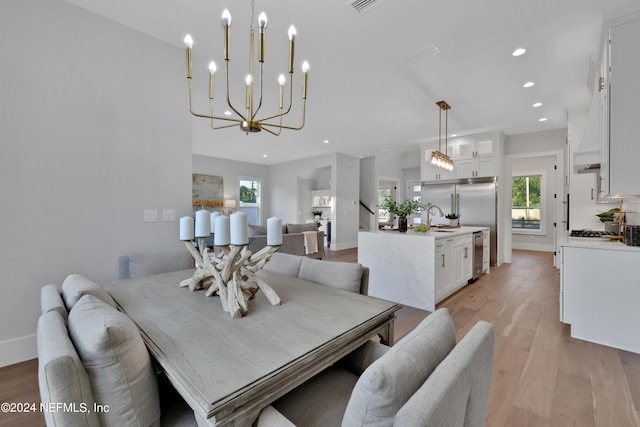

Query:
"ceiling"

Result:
[[65, 0, 640, 165]]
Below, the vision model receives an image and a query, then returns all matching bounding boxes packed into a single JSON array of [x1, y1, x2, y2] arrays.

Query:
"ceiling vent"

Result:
[[347, 0, 385, 14], [407, 45, 440, 62]]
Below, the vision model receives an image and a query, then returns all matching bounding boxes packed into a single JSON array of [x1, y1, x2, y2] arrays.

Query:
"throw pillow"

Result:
[[61, 274, 116, 310], [342, 308, 457, 427], [299, 257, 362, 293], [68, 295, 160, 427]]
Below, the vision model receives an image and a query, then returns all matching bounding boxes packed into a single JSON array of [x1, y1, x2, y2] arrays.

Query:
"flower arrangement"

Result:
[[379, 194, 427, 218]]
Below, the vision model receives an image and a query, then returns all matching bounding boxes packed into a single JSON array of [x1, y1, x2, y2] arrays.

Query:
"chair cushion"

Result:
[[299, 257, 362, 293], [273, 367, 359, 427], [286, 223, 318, 233], [68, 295, 160, 427], [248, 224, 269, 236], [128, 248, 194, 278], [262, 253, 305, 278], [342, 308, 457, 427], [61, 274, 116, 310], [41, 284, 68, 322], [394, 321, 495, 427], [37, 310, 100, 427]]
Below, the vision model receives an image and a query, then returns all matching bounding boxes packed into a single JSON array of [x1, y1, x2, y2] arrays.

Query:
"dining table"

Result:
[[104, 268, 401, 426]]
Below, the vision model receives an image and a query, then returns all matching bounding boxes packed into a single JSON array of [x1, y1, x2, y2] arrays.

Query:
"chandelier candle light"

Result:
[[183, 1, 309, 135], [431, 100, 454, 171], [179, 212, 283, 318]]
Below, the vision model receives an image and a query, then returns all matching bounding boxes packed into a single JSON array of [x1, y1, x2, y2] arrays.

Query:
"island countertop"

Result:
[[363, 225, 489, 239]]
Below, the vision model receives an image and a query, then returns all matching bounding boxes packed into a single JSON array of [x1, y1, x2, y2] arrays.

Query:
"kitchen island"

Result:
[[560, 236, 640, 354], [358, 226, 489, 311]]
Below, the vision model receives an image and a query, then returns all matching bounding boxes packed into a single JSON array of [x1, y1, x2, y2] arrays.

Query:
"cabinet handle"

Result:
[[591, 188, 595, 200], [464, 247, 468, 258], [442, 253, 445, 268], [599, 76, 604, 92]]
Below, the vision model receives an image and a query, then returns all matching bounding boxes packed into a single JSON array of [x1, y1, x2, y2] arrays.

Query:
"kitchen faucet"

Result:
[[426, 204, 444, 227]]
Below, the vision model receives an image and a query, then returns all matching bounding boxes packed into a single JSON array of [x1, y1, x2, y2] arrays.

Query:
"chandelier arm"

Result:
[[256, 72, 295, 123], [251, 64, 265, 121], [187, 79, 242, 122], [261, 126, 279, 136], [262, 99, 306, 131], [224, 60, 247, 121], [262, 109, 284, 136]]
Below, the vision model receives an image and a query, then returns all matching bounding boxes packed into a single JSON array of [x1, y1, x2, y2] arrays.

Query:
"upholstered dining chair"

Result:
[[256, 308, 494, 427]]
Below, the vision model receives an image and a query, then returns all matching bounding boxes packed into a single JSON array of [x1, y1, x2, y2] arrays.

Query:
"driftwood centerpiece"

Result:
[[180, 241, 281, 318]]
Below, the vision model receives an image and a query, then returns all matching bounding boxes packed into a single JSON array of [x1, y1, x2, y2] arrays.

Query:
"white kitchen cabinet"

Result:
[[453, 234, 473, 288], [455, 136, 497, 179], [561, 242, 640, 353], [420, 131, 504, 182], [434, 237, 454, 302], [602, 12, 640, 196]]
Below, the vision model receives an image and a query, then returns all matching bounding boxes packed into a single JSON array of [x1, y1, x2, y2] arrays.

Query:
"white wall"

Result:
[[335, 154, 360, 250], [505, 128, 567, 155], [192, 155, 269, 223], [0, 0, 192, 367]]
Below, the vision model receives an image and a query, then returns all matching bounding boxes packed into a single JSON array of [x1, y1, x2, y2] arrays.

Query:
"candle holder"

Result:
[[180, 241, 281, 318]]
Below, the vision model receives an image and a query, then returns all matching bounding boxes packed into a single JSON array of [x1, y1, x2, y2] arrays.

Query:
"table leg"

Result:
[[378, 318, 395, 346]]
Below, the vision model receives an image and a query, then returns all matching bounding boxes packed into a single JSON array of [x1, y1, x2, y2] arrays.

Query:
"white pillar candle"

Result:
[[267, 216, 283, 246], [230, 211, 249, 245], [179, 216, 194, 241], [210, 211, 221, 232], [214, 215, 231, 246], [195, 209, 211, 237]]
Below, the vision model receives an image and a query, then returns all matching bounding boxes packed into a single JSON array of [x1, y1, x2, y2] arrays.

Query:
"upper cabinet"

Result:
[[604, 12, 640, 196], [420, 131, 504, 182]]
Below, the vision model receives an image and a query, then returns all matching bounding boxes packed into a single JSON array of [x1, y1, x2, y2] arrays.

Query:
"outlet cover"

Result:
[[162, 209, 176, 222], [143, 209, 158, 222]]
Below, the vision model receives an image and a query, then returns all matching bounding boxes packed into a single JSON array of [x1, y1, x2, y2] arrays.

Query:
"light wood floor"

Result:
[[3, 249, 639, 426]]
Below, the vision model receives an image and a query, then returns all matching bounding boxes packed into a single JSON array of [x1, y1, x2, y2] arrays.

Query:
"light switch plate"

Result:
[[144, 209, 158, 222], [162, 209, 176, 222]]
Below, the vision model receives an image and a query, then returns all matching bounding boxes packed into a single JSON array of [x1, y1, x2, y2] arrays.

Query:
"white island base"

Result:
[[358, 227, 489, 312]]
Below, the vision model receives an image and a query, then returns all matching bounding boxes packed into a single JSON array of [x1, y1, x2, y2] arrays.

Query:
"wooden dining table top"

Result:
[[104, 268, 400, 426]]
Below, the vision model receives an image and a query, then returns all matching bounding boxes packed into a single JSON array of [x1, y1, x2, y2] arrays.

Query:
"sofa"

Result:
[[248, 223, 325, 259], [256, 308, 495, 427], [262, 252, 369, 295], [37, 274, 197, 426]]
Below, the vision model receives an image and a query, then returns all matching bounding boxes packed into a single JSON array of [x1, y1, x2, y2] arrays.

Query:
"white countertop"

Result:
[[365, 225, 489, 239], [560, 236, 640, 252]]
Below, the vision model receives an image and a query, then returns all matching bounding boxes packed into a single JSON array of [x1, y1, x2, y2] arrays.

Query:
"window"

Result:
[[378, 187, 392, 224], [407, 181, 423, 225], [512, 175, 543, 232], [238, 177, 262, 225]]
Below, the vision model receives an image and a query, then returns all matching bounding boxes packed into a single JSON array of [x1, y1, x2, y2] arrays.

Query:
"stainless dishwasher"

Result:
[[472, 231, 483, 280]]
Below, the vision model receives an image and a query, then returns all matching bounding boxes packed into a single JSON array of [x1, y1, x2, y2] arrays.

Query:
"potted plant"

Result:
[[311, 210, 323, 228], [445, 213, 460, 227], [379, 194, 427, 232], [596, 207, 623, 233]]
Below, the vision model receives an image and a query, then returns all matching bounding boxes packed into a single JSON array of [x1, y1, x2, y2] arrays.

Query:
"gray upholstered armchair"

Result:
[[256, 308, 494, 427]]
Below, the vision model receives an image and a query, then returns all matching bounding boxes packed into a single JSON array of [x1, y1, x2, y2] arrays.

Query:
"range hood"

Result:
[[573, 93, 602, 174]]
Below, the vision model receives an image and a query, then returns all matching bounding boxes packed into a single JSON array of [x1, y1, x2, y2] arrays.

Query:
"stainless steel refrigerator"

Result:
[[422, 177, 498, 266]]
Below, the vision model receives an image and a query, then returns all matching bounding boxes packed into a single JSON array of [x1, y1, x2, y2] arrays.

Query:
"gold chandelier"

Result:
[[431, 100, 453, 171], [183, 0, 308, 135]]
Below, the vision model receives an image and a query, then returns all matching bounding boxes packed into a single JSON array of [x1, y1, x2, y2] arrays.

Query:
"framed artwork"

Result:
[[192, 174, 224, 211]]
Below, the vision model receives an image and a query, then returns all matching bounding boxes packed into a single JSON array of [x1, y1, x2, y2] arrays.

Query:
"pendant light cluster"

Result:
[[431, 100, 454, 171], [183, 1, 309, 136]]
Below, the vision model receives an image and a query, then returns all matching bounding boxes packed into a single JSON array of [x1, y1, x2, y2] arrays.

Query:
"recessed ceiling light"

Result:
[[323, 140, 330, 144], [512, 48, 526, 57], [532, 102, 542, 108], [538, 118, 547, 122], [224, 111, 232, 116], [523, 81, 535, 88], [450, 134, 457, 137], [262, 154, 268, 157]]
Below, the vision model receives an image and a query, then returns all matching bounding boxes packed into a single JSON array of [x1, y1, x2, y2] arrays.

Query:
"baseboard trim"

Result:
[[0, 334, 37, 368], [330, 241, 358, 251], [512, 242, 554, 252]]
